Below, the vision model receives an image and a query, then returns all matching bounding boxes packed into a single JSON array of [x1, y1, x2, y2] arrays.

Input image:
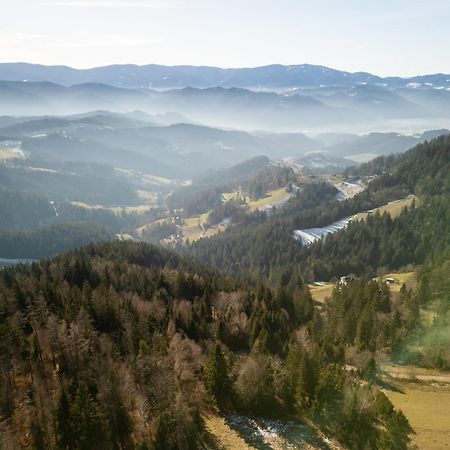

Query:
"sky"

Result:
[[2, 0, 450, 77]]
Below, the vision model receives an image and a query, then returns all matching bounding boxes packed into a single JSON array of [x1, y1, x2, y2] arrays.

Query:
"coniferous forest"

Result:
[[0, 135, 448, 449]]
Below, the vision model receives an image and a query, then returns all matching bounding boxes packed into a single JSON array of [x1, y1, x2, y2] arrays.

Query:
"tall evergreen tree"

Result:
[[203, 343, 230, 408]]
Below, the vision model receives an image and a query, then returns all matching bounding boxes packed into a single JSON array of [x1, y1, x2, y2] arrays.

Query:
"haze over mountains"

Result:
[[1, 63, 450, 132], [1, 109, 447, 179]]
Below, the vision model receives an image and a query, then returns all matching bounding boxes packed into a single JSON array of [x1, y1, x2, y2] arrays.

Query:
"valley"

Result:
[[0, 58, 449, 450]]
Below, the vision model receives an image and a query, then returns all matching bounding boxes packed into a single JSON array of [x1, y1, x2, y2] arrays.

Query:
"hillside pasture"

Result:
[[353, 195, 417, 221], [384, 376, 450, 450]]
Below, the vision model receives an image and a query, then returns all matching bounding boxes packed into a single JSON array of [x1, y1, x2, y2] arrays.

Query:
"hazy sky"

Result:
[[2, 0, 450, 76]]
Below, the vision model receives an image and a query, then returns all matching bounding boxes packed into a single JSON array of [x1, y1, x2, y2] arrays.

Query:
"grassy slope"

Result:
[[181, 187, 291, 242], [385, 377, 450, 450], [308, 283, 334, 303], [203, 415, 253, 450], [353, 196, 417, 221], [246, 187, 290, 212]]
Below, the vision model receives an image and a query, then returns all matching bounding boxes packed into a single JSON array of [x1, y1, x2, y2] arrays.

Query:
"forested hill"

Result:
[[350, 132, 450, 196], [0, 222, 113, 259], [0, 240, 415, 449], [187, 135, 450, 284]]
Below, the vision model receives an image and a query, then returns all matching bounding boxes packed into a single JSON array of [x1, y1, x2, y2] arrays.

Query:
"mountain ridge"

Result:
[[1, 62, 450, 90]]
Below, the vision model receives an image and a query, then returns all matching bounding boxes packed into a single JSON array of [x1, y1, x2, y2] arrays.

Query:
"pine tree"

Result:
[[203, 343, 230, 408], [361, 355, 377, 382], [378, 410, 414, 449], [55, 390, 74, 449], [70, 381, 104, 450], [295, 353, 316, 413]]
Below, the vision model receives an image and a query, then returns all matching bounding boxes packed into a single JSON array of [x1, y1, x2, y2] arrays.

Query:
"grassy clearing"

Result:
[[308, 283, 334, 303], [377, 271, 415, 292], [70, 201, 153, 215], [203, 415, 253, 450], [385, 378, 450, 450], [181, 212, 217, 242], [354, 196, 417, 221], [136, 218, 171, 235], [246, 187, 290, 212], [308, 271, 414, 303]]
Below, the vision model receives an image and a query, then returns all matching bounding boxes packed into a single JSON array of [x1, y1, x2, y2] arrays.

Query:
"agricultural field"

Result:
[[383, 370, 450, 450]]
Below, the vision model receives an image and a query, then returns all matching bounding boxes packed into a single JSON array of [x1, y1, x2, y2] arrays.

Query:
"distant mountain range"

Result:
[[1, 79, 450, 132], [1, 63, 450, 91]]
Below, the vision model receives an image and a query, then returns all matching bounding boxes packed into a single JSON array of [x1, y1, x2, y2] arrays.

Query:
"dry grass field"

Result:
[[181, 213, 226, 242], [385, 377, 450, 450], [353, 196, 417, 221], [246, 187, 290, 211], [377, 271, 415, 292], [203, 415, 253, 450], [308, 283, 335, 303], [308, 271, 415, 303]]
